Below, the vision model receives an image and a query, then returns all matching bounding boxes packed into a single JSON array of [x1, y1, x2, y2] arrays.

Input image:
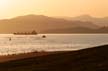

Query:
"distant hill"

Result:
[[62, 15, 108, 27], [44, 27, 108, 33], [0, 14, 108, 33], [0, 45, 108, 71]]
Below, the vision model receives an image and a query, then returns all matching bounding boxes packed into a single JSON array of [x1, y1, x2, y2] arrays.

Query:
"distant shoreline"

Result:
[[0, 33, 108, 35]]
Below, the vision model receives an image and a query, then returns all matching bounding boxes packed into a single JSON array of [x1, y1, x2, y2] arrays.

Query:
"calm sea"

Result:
[[0, 34, 107, 55]]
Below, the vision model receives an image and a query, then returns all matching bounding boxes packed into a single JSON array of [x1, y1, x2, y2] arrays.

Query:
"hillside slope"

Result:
[[0, 15, 99, 33], [63, 15, 108, 27]]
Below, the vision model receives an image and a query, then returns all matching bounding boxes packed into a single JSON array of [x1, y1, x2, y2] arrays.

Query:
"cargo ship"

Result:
[[13, 30, 37, 35]]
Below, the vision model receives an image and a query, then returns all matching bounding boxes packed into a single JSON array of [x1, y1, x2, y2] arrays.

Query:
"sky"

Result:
[[0, 0, 108, 19]]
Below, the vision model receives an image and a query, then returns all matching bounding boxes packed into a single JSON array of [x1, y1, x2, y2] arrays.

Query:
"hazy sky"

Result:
[[0, 0, 108, 19]]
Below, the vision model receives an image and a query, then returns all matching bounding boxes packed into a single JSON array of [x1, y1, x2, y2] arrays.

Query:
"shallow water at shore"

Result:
[[0, 34, 107, 55]]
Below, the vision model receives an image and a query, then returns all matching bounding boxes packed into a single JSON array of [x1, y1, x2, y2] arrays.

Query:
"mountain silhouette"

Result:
[[0, 14, 108, 33], [62, 15, 108, 27]]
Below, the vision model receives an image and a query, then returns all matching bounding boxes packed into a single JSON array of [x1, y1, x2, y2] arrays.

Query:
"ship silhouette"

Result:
[[14, 30, 37, 35]]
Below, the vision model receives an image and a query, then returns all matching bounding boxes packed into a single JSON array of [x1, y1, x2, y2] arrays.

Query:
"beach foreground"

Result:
[[0, 45, 108, 71]]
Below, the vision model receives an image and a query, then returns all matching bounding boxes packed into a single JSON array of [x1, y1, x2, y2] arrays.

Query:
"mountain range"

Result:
[[0, 14, 108, 33], [62, 15, 108, 27]]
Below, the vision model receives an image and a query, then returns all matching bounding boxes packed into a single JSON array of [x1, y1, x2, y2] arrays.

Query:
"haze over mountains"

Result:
[[0, 14, 108, 34], [62, 15, 108, 27]]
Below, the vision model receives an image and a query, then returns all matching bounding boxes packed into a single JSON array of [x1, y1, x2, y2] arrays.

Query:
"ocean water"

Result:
[[0, 34, 107, 55]]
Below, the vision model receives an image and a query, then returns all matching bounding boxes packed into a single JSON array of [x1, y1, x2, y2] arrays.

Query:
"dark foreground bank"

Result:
[[0, 45, 108, 71]]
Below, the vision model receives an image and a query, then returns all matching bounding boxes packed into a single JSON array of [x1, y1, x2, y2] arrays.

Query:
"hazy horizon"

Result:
[[0, 14, 108, 20], [0, 0, 108, 19]]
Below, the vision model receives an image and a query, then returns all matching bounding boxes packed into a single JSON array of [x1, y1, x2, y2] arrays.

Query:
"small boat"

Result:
[[42, 35, 46, 38]]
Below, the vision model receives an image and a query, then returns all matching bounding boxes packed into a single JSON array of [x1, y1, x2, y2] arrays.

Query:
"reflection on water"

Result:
[[0, 34, 107, 55]]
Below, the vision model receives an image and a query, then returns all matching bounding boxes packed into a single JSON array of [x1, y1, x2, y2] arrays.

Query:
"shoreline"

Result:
[[0, 45, 108, 71], [0, 44, 107, 63], [0, 51, 66, 63]]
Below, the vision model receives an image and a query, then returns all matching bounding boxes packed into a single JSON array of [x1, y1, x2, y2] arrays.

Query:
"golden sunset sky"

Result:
[[0, 0, 108, 19]]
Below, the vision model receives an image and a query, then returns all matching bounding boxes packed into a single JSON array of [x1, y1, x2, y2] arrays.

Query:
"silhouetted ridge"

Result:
[[62, 14, 108, 27], [0, 14, 108, 33]]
